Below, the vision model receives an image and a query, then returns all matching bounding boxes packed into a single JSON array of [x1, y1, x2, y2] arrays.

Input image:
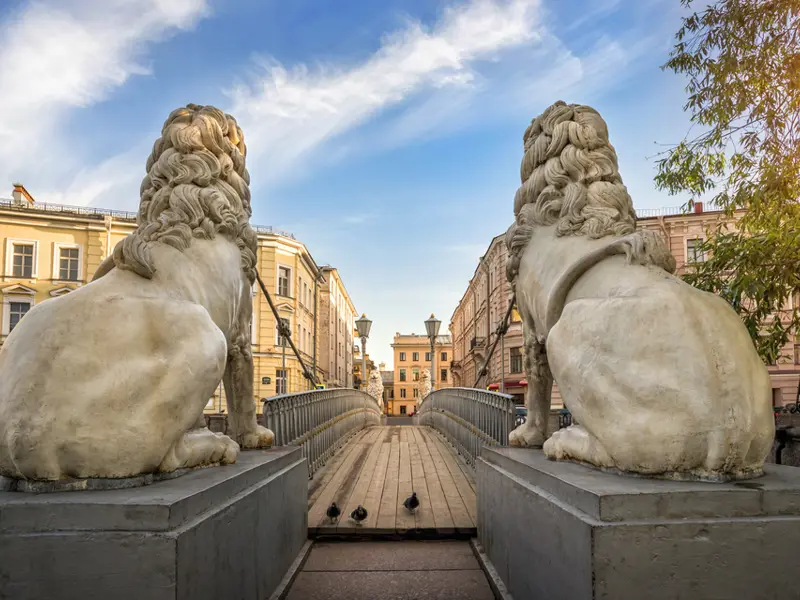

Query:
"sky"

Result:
[[0, 0, 698, 366]]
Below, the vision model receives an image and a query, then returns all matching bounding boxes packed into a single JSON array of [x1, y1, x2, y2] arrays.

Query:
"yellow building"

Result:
[[0, 184, 332, 416], [318, 266, 357, 388], [390, 333, 453, 415]]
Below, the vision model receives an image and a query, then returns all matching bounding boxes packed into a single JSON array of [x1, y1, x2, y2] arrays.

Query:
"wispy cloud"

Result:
[[0, 0, 210, 203], [227, 0, 543, 187]]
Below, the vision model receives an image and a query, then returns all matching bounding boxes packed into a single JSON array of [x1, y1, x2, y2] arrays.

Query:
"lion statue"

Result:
[[0, 104, 274, 481], [366, 369, 384, 407], [417, 369, 432, 400], [505, 100, 774, 481]]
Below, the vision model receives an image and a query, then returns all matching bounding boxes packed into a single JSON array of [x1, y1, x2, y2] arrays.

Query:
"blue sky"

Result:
[[0, 0, 697, 365]]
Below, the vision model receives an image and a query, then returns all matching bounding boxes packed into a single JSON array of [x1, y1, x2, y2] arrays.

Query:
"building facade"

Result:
[[318, 266, 357, 388], [390, 333, 453, 415], [353, 343, 376, 390], [0, 185, 349, 416], [449, 204, 800, 408], [379, 362, 394, 414]]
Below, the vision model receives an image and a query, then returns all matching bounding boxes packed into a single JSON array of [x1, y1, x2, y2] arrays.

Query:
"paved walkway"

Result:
[[307, 426, 477, 536], [285, 540, 495, 600]]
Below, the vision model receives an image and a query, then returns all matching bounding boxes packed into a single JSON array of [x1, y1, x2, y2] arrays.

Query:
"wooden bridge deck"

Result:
[[307, 426, 477, 536]]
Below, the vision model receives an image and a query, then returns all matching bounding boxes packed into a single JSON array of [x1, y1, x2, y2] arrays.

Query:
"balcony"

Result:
[[470, 337, 486, 350]]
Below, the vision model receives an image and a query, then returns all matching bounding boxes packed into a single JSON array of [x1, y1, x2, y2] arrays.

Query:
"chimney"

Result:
[[11, 183, 34, 207], [693, 201, 704, 214]]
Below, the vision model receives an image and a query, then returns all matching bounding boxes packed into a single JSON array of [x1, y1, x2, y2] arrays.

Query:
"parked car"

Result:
[[515, 405, 527, 426]]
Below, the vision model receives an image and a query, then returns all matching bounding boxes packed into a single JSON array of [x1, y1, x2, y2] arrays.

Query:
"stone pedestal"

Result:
[[0, 448, 308, 600], [478, 447, 800, 600]]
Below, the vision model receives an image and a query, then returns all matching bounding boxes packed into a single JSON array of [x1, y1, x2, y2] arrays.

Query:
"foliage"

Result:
[[656, 0, 800, 363]]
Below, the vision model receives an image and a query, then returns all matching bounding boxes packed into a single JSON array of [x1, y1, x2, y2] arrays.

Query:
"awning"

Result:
[[487, 380, 527, 391]]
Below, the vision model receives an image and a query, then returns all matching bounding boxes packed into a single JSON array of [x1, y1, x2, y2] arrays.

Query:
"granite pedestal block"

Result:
[[478, 447, 800, 600], [0, 447, 308, 600]]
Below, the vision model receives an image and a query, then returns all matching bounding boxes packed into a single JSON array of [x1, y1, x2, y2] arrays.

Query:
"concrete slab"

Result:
[[0, 448, 308, 600], [478, 446, 800, 600], [285, 570, 495, 600], [304, 540, 480, 571]]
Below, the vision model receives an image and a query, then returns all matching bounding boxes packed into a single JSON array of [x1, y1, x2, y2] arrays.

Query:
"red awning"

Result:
[[487, 383, 499, 390]]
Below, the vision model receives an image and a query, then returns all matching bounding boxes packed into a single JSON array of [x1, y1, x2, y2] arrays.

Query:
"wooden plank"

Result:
[[337, 427, 386, 532], [361, 440, 391, 530], [307, 428, 366, 508], [376, 430, 401, 531], [411, 427, 454, 530], [425, 431, 477, 524], [419, 429, 473, 529], [395, 440, 415, 531], [400, 427, 409, 443], [408, 433, 434, 530], [307, 429, 379, 528]]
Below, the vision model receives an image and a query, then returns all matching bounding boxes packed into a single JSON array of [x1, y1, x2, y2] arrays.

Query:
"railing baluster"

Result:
[[415, 387, 514, 467], [262, 388, 381, 478]]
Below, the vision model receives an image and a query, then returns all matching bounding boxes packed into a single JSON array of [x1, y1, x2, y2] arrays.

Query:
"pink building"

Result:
[[449, 204, 799, 408]]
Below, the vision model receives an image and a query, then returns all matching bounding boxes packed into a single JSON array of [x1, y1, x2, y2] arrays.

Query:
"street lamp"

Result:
[[355, 314, 372, 390], [424, 314, 441, 393]]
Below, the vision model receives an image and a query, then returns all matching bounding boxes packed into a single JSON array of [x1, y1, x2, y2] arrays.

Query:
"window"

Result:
[[8, 301, 30, 332], [399, 369, 407, 382], [413, 388, 419, 398], [276, 317, 290, 346], [389, 389, 394, 399], [400, 388, 407, 398], [441, 369, 447, 382], [510, 347, 523, 373], [12, 243, 34, 278], [412, 352, 419, 362], [54, 245, 81, 281], [425, 352, 431, 362], [441, 352, 447, 361], [400, 405, 407, 415], [399, 352, 406, 361], [278, 266, 291, 296], [687, 238, 706, 263], [412, 369, 419, 381], [276, 369, 287, 395]]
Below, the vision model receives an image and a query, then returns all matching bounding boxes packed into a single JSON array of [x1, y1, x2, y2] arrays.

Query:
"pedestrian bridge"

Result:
[[261, 387, 514, 538]]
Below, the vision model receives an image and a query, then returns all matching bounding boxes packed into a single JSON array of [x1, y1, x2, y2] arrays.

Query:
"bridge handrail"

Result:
[[263, 389, 381, 477], [414, 387, 515, 467]]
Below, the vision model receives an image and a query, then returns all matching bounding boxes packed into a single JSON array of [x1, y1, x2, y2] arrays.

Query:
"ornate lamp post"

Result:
[[355, 314, 372, 390], [424, 314, 441, 393]]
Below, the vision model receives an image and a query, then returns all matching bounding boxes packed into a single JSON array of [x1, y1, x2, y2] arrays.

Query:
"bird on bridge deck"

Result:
[[350, 505, 368, 523], [326, 502, 341, 523], [403, 492, 420, 513]]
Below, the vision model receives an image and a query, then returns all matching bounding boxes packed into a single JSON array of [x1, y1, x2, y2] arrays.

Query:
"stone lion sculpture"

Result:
[[0, 104, 274, 481], [505, 100, 774, 481], [418, 369, 432, 400], [366, 370, 384, 407]]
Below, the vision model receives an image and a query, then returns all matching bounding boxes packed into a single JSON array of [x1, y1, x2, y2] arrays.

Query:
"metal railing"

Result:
[[414, 387, 515, 467], [263, 388, 381, 477]]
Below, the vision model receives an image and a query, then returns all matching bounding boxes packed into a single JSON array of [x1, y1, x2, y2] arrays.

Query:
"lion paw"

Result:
[[238, 425, 274, 449], [509, 423, 545, 448]]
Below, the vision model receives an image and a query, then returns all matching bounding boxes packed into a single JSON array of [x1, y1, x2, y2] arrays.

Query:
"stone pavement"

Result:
[[285, 540, 495, 600]]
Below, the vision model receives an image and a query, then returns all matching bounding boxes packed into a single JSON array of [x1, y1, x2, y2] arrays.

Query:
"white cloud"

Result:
[[0, 0, 209, 201], [227, 0, 543, 187]]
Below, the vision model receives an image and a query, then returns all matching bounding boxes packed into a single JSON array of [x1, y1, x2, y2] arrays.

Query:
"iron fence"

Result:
[[414, 387, 515, 467], [263, 388, 381, 477]]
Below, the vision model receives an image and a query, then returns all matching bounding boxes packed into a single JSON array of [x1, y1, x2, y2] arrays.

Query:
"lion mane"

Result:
[[113, 104, 258, 283], [505, 101, 675, 284]]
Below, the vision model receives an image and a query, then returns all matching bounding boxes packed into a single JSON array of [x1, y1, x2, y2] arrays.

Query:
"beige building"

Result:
[[449, 203, 799, 408], [391, 333, 453, 415], [318, 266, 357, 388], [0, 184, 353, 416], [379, 362, 394, 413]]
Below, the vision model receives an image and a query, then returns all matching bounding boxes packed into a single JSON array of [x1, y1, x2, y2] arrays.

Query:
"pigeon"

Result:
[[350, 505, 368, 523], [403, 492, 420, 513], [326, 502, 341, 522]]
